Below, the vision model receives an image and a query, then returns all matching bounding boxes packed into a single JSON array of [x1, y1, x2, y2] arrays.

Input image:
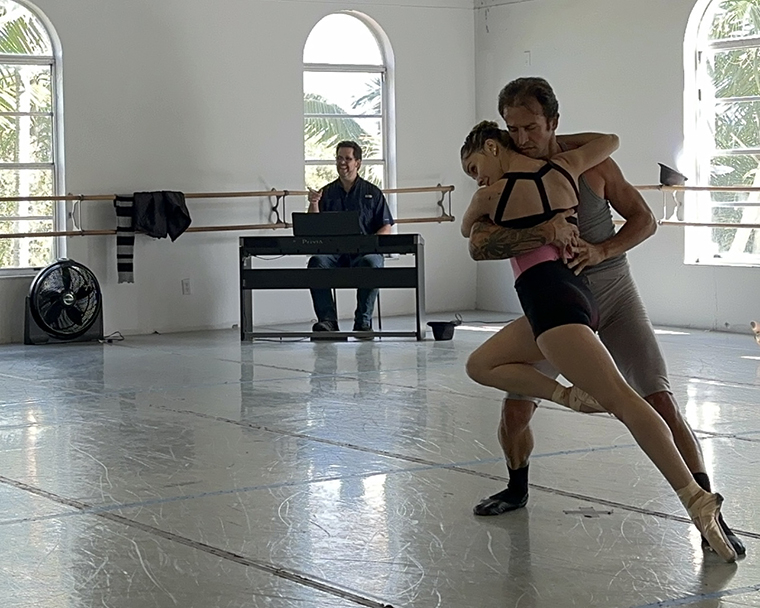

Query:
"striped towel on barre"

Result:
[[114, 195, 135, 283]]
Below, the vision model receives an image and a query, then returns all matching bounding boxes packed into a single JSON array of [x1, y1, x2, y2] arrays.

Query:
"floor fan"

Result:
[[24, 258, 104, 345]]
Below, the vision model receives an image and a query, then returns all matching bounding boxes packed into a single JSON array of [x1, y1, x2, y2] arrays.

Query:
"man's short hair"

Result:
[[336, 140, 362, 161], [497, 77, 559, 123]]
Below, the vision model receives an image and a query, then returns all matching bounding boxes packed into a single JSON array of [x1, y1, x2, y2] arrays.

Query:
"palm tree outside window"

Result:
[[303, 12, 392, 196], [685, 0, 760, 264]]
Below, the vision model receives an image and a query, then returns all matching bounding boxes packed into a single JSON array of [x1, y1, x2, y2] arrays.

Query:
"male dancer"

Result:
[[468, 77, 744, 556]]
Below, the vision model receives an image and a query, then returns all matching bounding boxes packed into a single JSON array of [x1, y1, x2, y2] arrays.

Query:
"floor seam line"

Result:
[[0, 473, 395, 608]]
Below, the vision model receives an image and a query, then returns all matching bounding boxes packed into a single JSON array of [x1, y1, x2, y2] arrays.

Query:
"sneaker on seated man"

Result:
[[312, 320, 339, 332], [353, 320, 374, 340]]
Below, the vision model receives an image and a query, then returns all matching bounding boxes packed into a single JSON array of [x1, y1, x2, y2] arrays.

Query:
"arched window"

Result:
[[303, 12, 394, 198], [0, 0, 62, 271], [685, 0, 760, 264]]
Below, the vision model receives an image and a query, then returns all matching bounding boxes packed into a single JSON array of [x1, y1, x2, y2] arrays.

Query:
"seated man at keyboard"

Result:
[[306, 140, 394, 335]]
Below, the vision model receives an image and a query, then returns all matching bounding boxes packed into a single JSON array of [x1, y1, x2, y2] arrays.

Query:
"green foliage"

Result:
[[710, 0, 760, 39], [704, 0, 760, 253], [0, 2, 50, 55], [709, 155, 752, 250], [302, 70, 385, 207], [305, 164, 338, 192], [0, 221, 12, 263], [304, 93, 379, 159], [351, 77, 382, 115], [303, 79, 385, 198]]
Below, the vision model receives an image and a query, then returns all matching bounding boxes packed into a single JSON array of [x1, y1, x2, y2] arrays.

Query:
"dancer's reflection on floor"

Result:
[[309, 342, 339, 396], [354, 341, 382, 397]]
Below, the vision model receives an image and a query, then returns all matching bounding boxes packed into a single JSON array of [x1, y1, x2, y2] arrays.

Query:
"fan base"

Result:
[[24, 296, 104, 345]]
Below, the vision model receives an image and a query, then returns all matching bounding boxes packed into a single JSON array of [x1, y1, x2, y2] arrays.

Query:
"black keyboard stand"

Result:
[[239, 234, 427, 341]]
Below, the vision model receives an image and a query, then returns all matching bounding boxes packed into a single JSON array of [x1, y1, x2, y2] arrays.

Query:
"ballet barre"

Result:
[[638, 184, 760, 229], [10, 182, 760, 234], [0, 184, 456, 239]]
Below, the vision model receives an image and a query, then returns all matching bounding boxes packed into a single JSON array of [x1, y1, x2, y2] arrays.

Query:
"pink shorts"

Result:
[[510, 245, 561, 280]]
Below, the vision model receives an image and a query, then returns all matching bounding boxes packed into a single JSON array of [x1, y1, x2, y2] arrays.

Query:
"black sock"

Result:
[[507, 464, 529, 496], [693, 471, 711, 493]]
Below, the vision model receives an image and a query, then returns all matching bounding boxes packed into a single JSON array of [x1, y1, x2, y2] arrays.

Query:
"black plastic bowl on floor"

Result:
[[427, 321, 457, 341]]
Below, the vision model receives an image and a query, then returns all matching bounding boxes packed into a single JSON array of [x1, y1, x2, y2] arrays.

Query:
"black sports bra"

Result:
[[494, 160, 580, 229]]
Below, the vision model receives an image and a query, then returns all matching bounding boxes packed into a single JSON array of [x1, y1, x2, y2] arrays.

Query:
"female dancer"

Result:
[[460, 120, 737, 562]]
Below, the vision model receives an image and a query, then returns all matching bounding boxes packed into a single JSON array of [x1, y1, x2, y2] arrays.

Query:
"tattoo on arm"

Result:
[[469, 222, 549, 260]]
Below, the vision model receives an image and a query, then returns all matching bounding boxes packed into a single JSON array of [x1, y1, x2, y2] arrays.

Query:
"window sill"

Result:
[[0, 268, 43, 279], [685, 255, 760, 268]]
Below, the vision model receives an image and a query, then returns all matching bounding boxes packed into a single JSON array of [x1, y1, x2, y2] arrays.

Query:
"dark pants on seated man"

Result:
[[308, 253, 383, 332]]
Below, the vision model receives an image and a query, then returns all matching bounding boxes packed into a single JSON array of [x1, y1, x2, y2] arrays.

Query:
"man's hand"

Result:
[[566, 239, 607, 275], [307, 187, 322, 212], [547, 210, 580, 261]]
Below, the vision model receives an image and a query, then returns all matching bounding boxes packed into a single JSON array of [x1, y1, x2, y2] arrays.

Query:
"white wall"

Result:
[[472, 0, 760, 333], [0, 0, 478, 343], [7, 0, 747, 343]]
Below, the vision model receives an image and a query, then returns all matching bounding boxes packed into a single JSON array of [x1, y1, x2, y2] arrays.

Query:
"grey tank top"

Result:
[[576, 174, 627, 275]]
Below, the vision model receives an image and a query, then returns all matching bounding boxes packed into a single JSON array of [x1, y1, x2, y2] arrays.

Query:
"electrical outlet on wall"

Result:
[[181, 278, 192, 295]]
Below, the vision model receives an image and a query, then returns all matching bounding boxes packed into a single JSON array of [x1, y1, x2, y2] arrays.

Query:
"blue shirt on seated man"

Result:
[[306, 140, 394, 335]]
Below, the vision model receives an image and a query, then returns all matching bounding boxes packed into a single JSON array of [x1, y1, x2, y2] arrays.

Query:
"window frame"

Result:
[[302, 11, 396, 216], [0, 1, 64, 277], [303, 62, 387, 185], [684, 0, 760, 266]]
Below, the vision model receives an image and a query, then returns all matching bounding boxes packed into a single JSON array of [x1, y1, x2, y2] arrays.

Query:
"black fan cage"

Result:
[[29, 259, 102, 340]]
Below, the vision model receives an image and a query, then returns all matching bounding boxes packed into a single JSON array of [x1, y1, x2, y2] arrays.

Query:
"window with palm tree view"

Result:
[[303, 13, 387, 192], [687, 0, 760, 264], [0, 0, 59, 270]]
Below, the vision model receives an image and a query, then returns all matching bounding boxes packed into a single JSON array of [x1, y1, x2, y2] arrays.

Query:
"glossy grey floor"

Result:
[[1, 312, 759, 608]]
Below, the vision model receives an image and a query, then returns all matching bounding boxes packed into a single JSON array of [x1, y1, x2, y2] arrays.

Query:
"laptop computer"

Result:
[[291, 211, 363, 237]]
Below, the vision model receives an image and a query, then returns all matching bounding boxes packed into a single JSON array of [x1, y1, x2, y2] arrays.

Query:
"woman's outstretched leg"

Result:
[[466, 316, 603, 412], [537, 323, 737, 562]]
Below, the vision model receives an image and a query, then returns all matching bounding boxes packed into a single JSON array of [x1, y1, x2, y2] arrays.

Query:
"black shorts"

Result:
[[514, 260, 599, 339]]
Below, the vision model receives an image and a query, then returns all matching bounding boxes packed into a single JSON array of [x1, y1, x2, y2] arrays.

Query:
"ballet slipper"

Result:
[[751, 320, 760, 346], [551, 384, 606, 413], [682, 490, 737, 563]]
